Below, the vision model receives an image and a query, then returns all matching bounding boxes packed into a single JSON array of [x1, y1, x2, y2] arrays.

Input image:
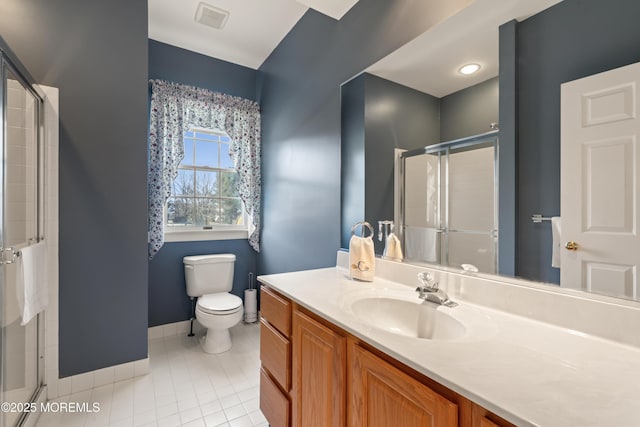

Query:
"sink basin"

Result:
[[350, 297, 466, 340]]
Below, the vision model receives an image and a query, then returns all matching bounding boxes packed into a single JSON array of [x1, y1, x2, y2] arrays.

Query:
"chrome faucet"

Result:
[[415, 272, 457, 307]]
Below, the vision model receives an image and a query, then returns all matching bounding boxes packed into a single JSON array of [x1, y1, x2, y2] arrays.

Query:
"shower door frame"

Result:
[[398, 130, 499, 272], [0, 49, 46, 427]]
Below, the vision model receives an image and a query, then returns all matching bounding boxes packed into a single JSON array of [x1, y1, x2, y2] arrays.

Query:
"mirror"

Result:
[[340, 0, 640, 302]]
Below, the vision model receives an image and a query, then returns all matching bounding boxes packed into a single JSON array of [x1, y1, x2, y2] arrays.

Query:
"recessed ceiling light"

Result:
[[459, 63, 481, 75], [195, 2, 230, 30]]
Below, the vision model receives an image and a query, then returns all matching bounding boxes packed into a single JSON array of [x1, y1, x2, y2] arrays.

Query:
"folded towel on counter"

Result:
[[384, 232, 404, 261], [16, 242, 48, 325], [349, 235, 375, 281], [551, 217, 561, 268]]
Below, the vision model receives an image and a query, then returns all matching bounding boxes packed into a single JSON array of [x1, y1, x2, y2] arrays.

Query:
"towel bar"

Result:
[[351, 221, 374, 238], [0, 247, 20, 265], [531, 214, 555, 223], [0, 238, 45, 265]]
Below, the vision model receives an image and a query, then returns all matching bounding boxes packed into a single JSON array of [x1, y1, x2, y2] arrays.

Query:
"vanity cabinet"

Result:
[[259, 286, 292, 427], [259, 285, 514, 427], [348, 341, 457, 427]]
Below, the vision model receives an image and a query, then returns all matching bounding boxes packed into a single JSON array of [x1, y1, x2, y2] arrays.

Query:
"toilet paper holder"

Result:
[[244, 272, 258, 324]]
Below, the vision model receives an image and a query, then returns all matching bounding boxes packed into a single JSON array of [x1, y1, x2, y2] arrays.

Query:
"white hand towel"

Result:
[[405, 226, 438, 262], [349, 235, 375, 281], [551, 217, 561, 268], [384, 232, 404, 261], [16, 242, 48, 325]]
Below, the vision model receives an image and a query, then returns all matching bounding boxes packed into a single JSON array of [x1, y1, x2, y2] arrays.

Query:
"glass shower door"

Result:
[[446, 143, 497, 273], [400, 132, 498, 273], [1, 58, 43, 427], [403, 151, 442, 263]]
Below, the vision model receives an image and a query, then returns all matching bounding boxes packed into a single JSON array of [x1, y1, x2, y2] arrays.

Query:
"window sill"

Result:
[[164, 228, 248, 243]]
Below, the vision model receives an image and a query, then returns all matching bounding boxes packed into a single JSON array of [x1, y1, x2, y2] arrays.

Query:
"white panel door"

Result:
[[560, 62, 640, 299]]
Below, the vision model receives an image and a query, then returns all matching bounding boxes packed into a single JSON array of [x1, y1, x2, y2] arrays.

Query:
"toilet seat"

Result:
[[197, 293, 242, 315]]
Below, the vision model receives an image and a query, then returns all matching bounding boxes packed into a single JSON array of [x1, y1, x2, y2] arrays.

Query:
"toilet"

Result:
[[183, 253, 244, 354]]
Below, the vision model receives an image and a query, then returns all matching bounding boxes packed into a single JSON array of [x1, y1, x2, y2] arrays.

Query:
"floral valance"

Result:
[[148, 79, 261, 258]]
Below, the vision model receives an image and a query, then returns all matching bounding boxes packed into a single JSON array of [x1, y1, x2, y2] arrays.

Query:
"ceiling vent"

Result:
[[195, 3, 230, 30]]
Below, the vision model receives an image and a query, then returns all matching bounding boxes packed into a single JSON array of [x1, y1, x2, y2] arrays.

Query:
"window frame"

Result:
[[163, 127, 248, 242]]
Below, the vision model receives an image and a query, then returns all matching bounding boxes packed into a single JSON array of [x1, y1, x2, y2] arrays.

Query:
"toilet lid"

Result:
[[198, 293, 242, 314]]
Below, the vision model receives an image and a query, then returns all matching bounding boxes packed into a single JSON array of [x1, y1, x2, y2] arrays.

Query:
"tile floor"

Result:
[[36, 322, 266, 427]]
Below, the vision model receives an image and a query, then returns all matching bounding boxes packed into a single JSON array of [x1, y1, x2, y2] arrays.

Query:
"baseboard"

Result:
[[46, 357, 150, 399], [148, 319, 206, 341]]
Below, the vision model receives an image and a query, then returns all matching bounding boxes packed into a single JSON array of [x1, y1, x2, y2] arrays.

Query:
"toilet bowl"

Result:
[[195, 293, 244, 353], [184, 254, 243, 354]]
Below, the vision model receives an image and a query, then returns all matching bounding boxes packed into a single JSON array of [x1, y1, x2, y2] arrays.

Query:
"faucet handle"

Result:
[[417, 272, 438, 291]]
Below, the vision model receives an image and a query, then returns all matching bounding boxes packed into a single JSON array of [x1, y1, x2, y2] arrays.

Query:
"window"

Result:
[[164, 129, 247, 240]]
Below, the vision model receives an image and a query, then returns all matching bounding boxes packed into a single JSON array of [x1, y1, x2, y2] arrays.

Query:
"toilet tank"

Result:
[[183, 253, 236, 297]]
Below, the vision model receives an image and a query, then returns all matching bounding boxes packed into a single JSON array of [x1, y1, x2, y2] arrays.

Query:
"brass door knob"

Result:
[[565, 241, 579, 251]]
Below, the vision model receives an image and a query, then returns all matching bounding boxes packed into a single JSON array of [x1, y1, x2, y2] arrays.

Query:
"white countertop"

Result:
[[258, 266, 640, 427]]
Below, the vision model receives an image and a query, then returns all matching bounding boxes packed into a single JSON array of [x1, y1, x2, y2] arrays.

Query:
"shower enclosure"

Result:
[[0, 50, 45, 427], [398, 131, 498, 274]]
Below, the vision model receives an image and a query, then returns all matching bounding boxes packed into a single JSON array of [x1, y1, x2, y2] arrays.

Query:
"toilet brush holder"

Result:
[[244, 288, 258, 323]]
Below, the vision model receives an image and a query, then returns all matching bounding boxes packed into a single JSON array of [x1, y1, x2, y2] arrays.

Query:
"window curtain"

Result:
[[148, 79, 261, 259]]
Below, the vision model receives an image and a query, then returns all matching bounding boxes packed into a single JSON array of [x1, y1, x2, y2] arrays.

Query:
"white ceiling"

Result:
[[295, 0, 359, 20], [148, 0, 360, 70], [366, 0, 564, 98], [149, 0, 563, 88], [149, 0, 308, 69]]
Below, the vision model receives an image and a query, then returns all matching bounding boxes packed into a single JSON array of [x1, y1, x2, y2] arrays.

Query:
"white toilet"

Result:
[[184, 253, 244, 354]]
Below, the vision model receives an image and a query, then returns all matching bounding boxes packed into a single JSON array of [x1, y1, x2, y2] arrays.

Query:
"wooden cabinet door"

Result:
[[292, 309, 346, 427], [349, 342, 458, 427]]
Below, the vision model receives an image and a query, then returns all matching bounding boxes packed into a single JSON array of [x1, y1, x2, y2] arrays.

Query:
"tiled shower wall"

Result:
[[5, 78, 37, 246]]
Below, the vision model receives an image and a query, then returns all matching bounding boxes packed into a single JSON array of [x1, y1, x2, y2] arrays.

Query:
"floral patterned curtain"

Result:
[[148, 79, 261, 259]]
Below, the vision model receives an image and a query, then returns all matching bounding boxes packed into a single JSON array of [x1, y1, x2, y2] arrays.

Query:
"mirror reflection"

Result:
[[400, 133, 498, 274], [340, 0, 640, 302]]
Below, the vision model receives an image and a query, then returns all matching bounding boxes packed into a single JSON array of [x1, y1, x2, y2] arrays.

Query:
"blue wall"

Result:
[[340, 73, 440, 252], [363, 74, 441, 254], [147, 40, 259, 326], [149, 40, 259, 101], [0, 0, 149, 376], [497, 20, 518, 277], [440, 77, 499, 142], [514, 0, 640, 283], [340, 74, 366, 251], [340, 73, 441, 252], [258, 0, 469, 274]]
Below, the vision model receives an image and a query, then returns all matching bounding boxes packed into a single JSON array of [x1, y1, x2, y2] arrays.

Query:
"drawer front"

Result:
[[260, 368, 290, 427], [260, 319, 291, 391], [472, 403, 517, 427], [480, 418, 501, 427], [260, 285, 291, 337]]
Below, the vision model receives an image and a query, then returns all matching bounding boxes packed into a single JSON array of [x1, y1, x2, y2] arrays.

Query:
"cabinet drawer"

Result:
[[480, 418, 501, 427], [472, 403, 516, 427], [260, 367, 290, 427], [260, 319, 291, 391], [260, 286, 291, 337]]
